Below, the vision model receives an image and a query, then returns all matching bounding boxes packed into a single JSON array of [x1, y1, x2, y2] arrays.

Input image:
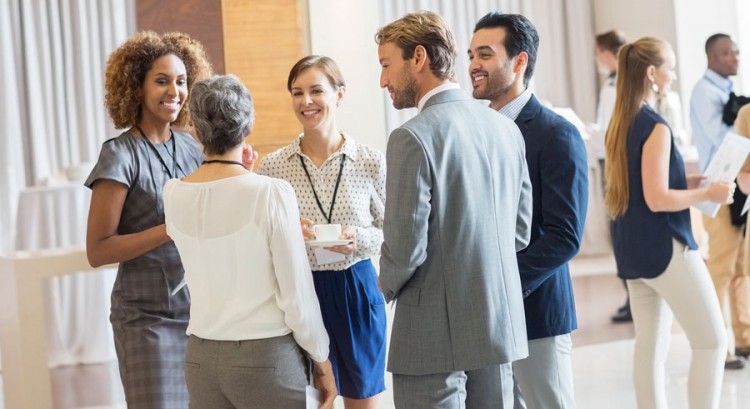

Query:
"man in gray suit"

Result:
[[376, 11, 533, 409]]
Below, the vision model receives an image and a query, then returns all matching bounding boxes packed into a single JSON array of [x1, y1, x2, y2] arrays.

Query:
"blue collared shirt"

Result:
[[689, 69, 733, 171], [498, 89, 533, 121]]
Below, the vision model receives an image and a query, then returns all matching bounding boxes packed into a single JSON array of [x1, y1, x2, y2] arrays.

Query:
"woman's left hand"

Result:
[[686, 174, 707, 190], [242, 144, 259, 172], [325, 225, 356, 255]]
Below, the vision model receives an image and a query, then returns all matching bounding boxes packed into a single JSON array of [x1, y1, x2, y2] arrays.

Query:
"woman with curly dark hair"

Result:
[[84, 31, 212, 408]]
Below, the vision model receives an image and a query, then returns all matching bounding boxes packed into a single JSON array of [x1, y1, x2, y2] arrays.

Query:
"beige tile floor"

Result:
[[2, 255, 748, 408]]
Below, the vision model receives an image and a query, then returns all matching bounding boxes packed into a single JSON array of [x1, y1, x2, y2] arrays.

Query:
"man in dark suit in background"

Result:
[[469, 12, 588, 409], [377, 10, 533, 409]]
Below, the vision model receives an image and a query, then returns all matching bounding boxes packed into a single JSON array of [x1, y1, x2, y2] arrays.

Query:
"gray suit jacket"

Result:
[[380, 88, 532, 375]]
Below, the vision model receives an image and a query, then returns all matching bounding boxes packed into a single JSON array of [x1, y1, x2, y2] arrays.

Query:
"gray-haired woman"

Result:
[[163, 74, 336, 409]]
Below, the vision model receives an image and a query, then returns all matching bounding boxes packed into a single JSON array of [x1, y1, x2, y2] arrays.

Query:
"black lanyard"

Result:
[[137, 126, 178, 179], [299, 154, 345, 224]]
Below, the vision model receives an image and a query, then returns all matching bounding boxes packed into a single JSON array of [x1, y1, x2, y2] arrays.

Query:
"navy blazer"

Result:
[[514, 95, 588, 340]]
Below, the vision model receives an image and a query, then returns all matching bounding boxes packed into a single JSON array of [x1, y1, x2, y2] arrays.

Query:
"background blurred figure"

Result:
[[164, 74, 336, 409], [689, 33, 749, 370], [259, 55, 387, 409], [594, 30, 634, 324], [735, 105, 750, 288], [85, 31, 211, 408], [376, 11, 532, 409], [606, 37, 728, 408], [594, 30, 627, 149]]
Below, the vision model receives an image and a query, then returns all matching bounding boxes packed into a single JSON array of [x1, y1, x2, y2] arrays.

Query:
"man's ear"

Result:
[[513, 51, 528, 75], [413, 45, 429, 73]]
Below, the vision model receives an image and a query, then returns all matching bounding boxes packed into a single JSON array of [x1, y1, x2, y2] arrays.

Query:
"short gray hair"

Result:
[[189, 74, 254, 155]]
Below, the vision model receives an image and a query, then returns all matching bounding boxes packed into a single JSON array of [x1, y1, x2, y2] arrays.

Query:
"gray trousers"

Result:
[[184, 334, 309, 409], [393, 363, 514, 409], [513, 334, 575, 409]]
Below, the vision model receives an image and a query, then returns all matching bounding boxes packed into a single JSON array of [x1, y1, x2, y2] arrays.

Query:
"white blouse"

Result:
[[163, 173, 329, 362], [259, 134, 386, 271]]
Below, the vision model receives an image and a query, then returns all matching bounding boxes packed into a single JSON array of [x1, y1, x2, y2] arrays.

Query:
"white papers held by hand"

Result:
[[306, 385, 322, 409], [694, 132, 750, 217]]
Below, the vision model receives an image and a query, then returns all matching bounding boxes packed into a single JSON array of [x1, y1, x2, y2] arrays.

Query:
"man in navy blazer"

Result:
[[469, 12, 588, 409]]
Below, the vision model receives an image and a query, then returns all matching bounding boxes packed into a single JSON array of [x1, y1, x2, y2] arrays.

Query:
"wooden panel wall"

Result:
[[136, 0, 225, 74], [222, 0, 310, 158], [136, 0, 309, 159]]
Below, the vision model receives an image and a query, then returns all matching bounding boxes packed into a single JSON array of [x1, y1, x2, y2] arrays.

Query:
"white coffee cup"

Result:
[[313, 224, 342, 241]]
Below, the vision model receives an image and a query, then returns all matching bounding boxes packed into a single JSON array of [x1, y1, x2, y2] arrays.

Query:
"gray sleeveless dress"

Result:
[[85, 130, 203, 408]]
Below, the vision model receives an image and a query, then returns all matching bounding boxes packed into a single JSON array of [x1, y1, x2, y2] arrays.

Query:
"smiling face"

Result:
[[139, 54, 188, 127], [290, 66, 343, 131], [468, 27, 517, 107], [378, 41, 420, 110], [652, 48, 677, 95]]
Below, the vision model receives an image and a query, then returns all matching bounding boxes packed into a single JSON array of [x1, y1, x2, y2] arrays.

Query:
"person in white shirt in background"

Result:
[[163, 74, 336, 409], [689, 33, 750, 370], [594, 30, 627, 154], [592, 30, 634, 324]]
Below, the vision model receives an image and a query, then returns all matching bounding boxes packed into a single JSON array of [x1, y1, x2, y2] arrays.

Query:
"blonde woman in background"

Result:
[[605, 37, 730, 408]]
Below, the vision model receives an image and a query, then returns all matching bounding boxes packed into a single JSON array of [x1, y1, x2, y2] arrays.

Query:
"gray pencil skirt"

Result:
[[185, 333, 310, 409]]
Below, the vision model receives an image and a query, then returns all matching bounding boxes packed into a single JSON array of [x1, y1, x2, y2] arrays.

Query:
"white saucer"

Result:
[[306, 239, 352, 247]]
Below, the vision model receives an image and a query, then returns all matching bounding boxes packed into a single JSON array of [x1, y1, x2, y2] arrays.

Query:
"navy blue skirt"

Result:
[[313, 259, 387, 399]]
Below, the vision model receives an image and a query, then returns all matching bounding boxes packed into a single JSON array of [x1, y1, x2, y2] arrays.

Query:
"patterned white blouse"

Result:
[[259, 134, 386, 271]]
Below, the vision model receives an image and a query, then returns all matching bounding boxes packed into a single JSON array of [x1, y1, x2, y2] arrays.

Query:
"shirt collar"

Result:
[[704, 69, 734, 92], [417, 82, 461, 112], [497, 89, 533, 121], [283, 133, 358, 162]]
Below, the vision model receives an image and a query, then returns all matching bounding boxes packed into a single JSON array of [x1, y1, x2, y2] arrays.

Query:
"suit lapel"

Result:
[[515, 94, 542, 134]]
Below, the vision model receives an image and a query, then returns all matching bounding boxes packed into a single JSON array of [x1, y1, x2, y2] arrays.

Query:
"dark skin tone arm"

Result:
[[86, 179, 170, 267]]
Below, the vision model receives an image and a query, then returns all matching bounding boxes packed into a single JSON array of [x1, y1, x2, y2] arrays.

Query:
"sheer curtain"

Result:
[[379, 0, 596, 134], [0, 0, 135, 253]]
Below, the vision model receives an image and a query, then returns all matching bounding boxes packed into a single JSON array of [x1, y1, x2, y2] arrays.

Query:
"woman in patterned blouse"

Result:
[[259, 55, 387, 409]]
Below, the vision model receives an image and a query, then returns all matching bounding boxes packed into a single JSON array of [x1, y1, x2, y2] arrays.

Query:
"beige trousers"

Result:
[[627, 240, 725, 409], [703, 205, 750, 351]]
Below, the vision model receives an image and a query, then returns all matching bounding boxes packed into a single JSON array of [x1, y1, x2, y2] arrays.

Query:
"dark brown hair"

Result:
[[596, 30, 627, 56], [287, 55, 346, 91]]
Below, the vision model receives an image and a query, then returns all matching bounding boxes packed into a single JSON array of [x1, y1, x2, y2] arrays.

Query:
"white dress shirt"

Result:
[[163, 173, 329, 362], [593, 74, 617, 160], [259, 134, 386, 271], [418, 82, 461, 112], [690, 69, 734, 171]]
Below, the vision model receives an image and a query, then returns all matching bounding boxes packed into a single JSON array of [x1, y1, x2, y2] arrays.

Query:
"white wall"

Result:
[[307, 0, 388, 153]]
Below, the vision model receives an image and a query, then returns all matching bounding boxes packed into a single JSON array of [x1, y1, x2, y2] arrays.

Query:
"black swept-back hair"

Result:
[[473, 12, 539, 87]]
